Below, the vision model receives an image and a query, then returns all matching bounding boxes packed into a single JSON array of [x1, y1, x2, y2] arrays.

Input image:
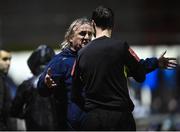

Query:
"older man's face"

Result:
[[70, 23, 94, 51]]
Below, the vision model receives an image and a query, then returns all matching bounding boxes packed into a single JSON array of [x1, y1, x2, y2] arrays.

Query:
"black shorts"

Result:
[[80, 108, 136, 131]]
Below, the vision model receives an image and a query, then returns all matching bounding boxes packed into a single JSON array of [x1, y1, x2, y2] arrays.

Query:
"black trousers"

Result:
[[80, 108, 136, 131]]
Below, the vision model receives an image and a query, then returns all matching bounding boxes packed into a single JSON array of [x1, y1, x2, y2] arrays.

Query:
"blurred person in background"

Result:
[[37, 17, 94, 130], [11, 45, 57, 130], [0, 49, 17, 130]]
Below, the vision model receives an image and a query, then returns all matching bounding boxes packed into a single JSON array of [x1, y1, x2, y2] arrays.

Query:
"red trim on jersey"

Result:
[[71, 60, 76, 76], [128, 48, 140, 62]]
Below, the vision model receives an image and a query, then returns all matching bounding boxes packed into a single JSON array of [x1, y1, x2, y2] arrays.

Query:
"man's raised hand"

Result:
[[44, 68, 57, 88], [158, 50, 177, 69]]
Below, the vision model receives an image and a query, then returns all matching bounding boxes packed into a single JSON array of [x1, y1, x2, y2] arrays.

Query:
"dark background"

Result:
[[0, 0, 180, 51]]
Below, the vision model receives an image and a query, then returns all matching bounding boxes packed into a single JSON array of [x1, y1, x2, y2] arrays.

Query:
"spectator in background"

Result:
[[11, 45, 57, 130], [0, 49, 16, 130], [37, 17, 94, 130]]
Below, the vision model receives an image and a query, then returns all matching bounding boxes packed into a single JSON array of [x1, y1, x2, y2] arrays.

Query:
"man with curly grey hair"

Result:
[[37, 17, 94, 130]]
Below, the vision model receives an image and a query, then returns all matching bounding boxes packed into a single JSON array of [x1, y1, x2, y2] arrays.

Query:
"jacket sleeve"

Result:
[[124, 43, 146, 82], [37, 72, 52, 97], [139, 57, 158, 73], [37, 56, 67, 97], [125, 58, 159, 78]]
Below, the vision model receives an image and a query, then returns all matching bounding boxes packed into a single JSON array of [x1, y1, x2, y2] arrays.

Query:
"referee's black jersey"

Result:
[[72, 36, 146, 112]]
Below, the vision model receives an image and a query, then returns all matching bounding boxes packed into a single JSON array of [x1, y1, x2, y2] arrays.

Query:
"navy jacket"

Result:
[[38, 48, 76, 97], [37, 48, 83, 130]]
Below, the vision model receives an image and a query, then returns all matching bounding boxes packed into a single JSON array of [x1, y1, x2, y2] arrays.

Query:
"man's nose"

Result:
[[85, 32, 92, 39]]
